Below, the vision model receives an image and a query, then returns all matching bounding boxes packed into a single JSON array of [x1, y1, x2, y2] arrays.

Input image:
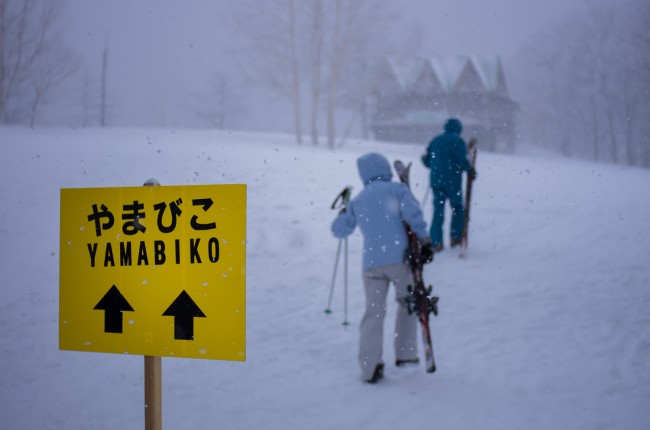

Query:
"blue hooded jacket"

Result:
[[421, 118, 472, 190], [331, 153, 428, 271]]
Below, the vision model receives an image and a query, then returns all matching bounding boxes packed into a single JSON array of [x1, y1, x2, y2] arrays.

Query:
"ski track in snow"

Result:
[[0, 126, 649, 430]]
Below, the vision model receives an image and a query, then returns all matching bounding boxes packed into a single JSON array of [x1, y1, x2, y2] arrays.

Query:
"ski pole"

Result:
[[325, 239, 343, 314], [326, 186, 352, 325]]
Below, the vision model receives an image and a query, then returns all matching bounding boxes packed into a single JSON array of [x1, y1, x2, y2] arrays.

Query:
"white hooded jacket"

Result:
[[331, 153, 428, 270]]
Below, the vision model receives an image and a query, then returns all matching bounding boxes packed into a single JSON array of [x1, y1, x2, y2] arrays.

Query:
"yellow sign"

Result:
[[59, 184, 246, 361]]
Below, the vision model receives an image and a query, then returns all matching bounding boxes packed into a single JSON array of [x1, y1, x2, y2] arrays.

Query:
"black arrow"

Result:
[[162, 290, 206, 340], [94, 285, 134, 333]]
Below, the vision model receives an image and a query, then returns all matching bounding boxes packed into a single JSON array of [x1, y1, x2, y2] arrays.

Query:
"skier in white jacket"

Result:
[[331, 152, 433, 383]]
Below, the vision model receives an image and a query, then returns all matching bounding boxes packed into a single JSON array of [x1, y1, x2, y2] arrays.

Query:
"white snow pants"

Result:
[[359, 263, 418, 380]]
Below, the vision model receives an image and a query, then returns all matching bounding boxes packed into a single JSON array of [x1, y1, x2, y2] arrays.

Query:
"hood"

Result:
[[357, 152, 393, 184], [444, 118, 463, 134]]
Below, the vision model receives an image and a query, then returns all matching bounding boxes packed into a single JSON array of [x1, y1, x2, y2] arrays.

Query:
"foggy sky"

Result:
[[61, 0, 593, 129]]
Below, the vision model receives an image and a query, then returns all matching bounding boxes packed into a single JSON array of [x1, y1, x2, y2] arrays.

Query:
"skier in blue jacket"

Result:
[[421, 118, 477, 252], [331, 152, 433, 383]]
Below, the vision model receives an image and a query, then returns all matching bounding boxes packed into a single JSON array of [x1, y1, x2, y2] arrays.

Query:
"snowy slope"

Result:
[[0, 126, 649, 429]]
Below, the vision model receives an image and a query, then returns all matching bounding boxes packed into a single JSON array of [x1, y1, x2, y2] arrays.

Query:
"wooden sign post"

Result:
[[145, 356, 162, 430]]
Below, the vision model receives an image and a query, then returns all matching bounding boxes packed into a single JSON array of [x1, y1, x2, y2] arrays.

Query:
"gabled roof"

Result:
[[373, 56, 508, 95], [468, 56, 506, 93], [428, 57, 467, 92]]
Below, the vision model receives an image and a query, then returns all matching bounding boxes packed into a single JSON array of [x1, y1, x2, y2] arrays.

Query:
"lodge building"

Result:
[[369, 56, 518, 152]]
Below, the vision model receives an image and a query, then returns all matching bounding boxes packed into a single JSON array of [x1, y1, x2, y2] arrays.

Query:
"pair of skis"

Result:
[[394, 160, 439, 374], [459, 138, 478, 258], [394, 139, 476, 372]]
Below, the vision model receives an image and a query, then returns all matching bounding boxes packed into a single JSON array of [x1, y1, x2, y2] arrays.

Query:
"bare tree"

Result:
[[306, 0, 324, 146], [231, 0, 303, 143], [516, 0, 650, 167], [634, 0, 650, 166], [228, 0, 408, 147], [321, 0, 400, 148], [0, 0, 78, 125], [28, 39, 77, 126], [621, 0, 650, 166], [301, 0, 398, 147]]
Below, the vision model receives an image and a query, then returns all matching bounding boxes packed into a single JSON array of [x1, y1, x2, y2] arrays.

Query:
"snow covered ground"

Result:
[[1, 126, 649, 429]]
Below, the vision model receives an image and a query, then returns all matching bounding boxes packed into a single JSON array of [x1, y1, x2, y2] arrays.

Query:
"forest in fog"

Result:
[[1, 0, 648, 166]]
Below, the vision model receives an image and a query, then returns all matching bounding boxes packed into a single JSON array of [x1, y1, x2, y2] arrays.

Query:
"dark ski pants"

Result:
[[359, 263, 418, 381], [431, 186, 464, 246]]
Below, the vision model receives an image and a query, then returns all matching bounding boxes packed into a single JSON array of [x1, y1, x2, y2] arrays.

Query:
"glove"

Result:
[[468, 167, 477, 181], [404, 237, 434, 266], [419, 237, 434, 264]]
